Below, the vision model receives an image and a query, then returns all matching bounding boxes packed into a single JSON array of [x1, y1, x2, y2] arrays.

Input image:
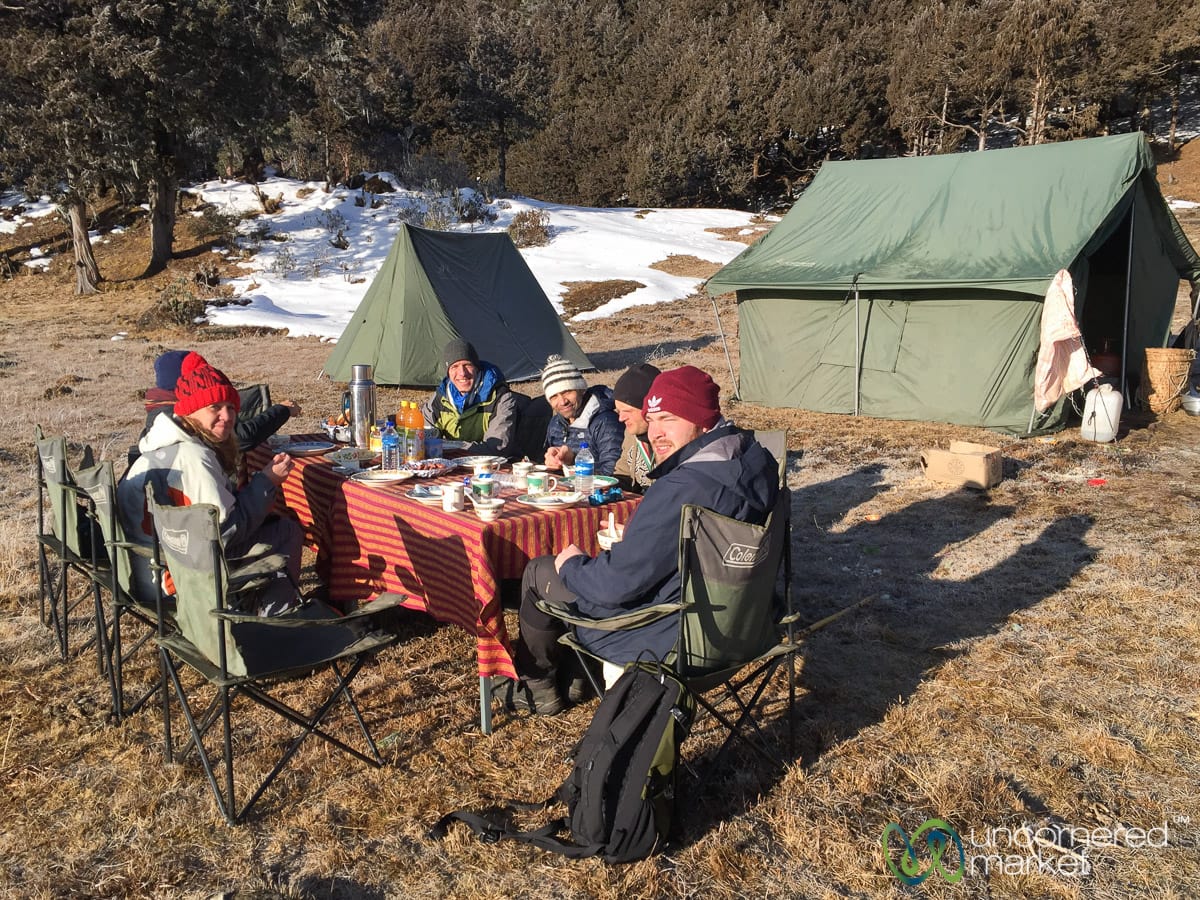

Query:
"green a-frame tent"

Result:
[[324, 224, 591, 386], [707, 133, 1200, 433]]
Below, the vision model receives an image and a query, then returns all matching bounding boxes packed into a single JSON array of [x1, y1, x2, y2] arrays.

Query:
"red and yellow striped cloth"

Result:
[[249, 440, 640, 678]]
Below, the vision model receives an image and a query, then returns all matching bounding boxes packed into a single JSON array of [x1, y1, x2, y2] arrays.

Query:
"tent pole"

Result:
[[709, 293, 739, 400], [853, 275, 861, 416], [1121, 203, 1135, 408]]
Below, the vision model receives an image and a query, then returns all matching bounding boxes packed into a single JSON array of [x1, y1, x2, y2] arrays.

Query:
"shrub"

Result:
[[455, 190, 496, 225], [269, 246, 297, 277], [508, 209, 551, 248], [421, 199, 455, 232], [190, 205, 242, 247], [141, 277, 207, 328]]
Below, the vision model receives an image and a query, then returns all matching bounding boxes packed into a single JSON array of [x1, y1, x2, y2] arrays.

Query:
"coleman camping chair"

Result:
[[35, 426, 108, 664], [146, 486, 404, 824], [541, 487, 798, 769], [73, 458, 171, 722]]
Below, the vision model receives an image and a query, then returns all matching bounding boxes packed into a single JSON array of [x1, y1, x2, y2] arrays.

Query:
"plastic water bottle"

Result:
[[574, 441, 594, 497], [381, 417, 401, 471]]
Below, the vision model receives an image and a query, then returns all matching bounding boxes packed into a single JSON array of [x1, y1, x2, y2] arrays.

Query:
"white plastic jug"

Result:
[[1080, 384, 1122, 442]]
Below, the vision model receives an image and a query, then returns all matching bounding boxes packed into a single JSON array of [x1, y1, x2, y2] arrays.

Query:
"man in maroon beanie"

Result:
[[502, 365, 780, 715]]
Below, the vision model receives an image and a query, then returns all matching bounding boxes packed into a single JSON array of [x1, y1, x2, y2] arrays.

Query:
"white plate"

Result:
[[285, 441, 336, 457], [350, 470, 416, 485], [441, 439, 473, 451], [455, 455, 508, 469], [561, 474, 619, 491], [405, 485, 445, 505], [515, 491, 586, 508]]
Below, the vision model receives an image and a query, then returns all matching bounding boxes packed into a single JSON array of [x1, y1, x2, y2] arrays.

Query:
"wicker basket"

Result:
[[1139, 347, 1196, 414]]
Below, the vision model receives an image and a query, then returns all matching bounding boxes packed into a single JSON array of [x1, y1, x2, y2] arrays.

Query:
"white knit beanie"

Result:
[[541, 354, 587, 401]]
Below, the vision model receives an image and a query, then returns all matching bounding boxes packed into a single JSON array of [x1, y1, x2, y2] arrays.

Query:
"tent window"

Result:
[[815, 298, 908, 373]]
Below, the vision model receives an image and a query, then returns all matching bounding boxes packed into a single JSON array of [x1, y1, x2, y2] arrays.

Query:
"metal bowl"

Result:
[[1181, 390, 1200, 416]]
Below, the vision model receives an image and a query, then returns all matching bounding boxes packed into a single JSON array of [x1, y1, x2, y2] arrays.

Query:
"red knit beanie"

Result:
[[173, 352, 241, 418], [643, 366, 721, 429]]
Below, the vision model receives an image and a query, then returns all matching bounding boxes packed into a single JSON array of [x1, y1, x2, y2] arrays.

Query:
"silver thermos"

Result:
[[347, 364, 377, 449]]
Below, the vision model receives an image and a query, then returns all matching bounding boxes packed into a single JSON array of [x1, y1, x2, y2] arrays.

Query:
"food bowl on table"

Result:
[[329, 447, 378, 470], [470, 497, 505, 521], [596, 523, 625, 551], [400, 457, 454, 478]]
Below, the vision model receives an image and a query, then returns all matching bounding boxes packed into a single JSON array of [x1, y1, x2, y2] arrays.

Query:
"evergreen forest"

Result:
[[1, 0, 1197, 264]]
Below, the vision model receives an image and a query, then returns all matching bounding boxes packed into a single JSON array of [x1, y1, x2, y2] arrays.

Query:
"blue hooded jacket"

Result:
[[544, 385, 623, 476]]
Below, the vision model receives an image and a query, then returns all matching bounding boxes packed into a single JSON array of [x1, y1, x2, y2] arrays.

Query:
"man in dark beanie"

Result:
[[501, 364, 779, 715], [420, 338, 518, 456], [611, 362, 660, 490]]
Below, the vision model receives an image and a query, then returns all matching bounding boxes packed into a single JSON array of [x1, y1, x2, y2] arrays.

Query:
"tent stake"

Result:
[[709, 293, 739, 399]]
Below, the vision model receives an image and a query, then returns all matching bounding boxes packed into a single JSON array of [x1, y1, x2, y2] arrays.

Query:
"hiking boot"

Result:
[[558, 658, 594, 704], [492, 675, 565, 717]]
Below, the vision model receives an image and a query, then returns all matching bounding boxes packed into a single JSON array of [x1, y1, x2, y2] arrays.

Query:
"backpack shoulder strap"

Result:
[[428, 809, 606, 859]]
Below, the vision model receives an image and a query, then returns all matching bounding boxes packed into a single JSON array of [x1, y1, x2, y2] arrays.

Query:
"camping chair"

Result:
[[73, 459, 171, 722], [540, 488, 798, 770], [237, 383, 272, 420], [35, 426, 108, 664], [145, 487, 405, 824]]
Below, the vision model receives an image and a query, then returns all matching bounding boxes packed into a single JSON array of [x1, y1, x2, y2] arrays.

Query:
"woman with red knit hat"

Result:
[[118, 352, 303, 615]]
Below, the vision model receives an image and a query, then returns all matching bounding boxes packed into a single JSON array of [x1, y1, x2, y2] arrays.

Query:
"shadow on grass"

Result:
[[673, 462, 1095, 845]]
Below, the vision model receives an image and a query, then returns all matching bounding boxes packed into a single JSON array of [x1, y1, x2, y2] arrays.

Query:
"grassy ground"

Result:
[[2, 146, 1200, 898]]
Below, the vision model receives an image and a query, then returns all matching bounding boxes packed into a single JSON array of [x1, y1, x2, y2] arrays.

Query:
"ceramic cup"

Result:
[[510, 460, 533, 490], [473, 461, 496, 479], [442, 482, 465, 512], [526, 471, 558, 495], [474, 498, 504, 521]]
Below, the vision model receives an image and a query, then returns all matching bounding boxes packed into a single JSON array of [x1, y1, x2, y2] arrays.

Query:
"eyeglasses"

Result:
[[587, 486, 624, 506]]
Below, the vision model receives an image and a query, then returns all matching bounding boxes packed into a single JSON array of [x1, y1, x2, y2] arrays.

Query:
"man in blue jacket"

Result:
[[506, 365, 780, 715], [541, 354, 624, 476]]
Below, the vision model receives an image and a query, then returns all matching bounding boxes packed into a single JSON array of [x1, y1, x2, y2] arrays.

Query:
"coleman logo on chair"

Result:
[[723, 542, 763, 568], [162, 528, 190, 555], [41, 456, 57, 476]]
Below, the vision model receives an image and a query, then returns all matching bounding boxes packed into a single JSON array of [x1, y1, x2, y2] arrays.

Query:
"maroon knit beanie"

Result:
[[642, 366, 721, 429], [173, 352, 241, 418]]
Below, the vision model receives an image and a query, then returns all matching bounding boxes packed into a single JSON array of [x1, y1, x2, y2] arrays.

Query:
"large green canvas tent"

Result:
[[707, 133, 1200, 433], [324, 224, 591, 386]]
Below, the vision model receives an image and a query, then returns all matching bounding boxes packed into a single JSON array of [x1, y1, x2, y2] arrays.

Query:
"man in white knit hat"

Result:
[[540, 354, 623, 476]]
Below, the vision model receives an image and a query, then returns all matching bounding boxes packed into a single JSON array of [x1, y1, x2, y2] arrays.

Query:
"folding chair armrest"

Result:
[[113, 540, 154, 560], [534, 597, 682, 631], [210, 594, 409, 627], [339, 592, 408, 622], [226, 553, 289, 590]]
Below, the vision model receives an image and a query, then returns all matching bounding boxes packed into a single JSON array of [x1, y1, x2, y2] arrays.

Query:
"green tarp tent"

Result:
[[707, 132, 1200, 433], [324, 224, 591, 386]]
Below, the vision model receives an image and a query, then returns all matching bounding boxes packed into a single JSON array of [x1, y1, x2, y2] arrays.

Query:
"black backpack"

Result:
[[432, 662, 695, 864]]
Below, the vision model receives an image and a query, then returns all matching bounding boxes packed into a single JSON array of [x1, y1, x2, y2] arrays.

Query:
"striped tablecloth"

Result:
[[249, 439, 641, 679]]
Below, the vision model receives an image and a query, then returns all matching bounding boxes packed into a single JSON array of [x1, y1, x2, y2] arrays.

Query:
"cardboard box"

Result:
[[920, 441, 1003, 490]]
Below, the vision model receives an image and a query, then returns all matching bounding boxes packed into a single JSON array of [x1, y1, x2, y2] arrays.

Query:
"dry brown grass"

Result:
[[559, 279, 644, 316], [4, 163, 1200, 897], [648, 254, 723, 279]]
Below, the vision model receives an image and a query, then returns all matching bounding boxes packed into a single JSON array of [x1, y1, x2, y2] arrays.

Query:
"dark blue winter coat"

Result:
[[560, 421, 779, 663], [543, 385, 623, 476]]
